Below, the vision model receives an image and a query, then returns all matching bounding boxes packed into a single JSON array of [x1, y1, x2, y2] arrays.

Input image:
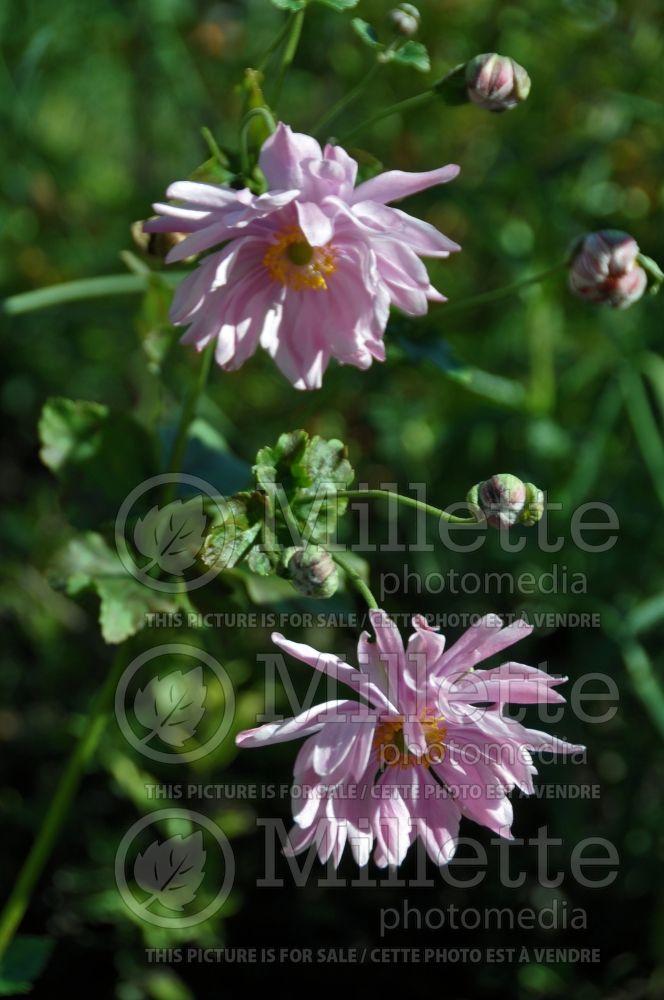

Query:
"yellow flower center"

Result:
[[263, 226, 336, 291], [373, 714, 447, 769]]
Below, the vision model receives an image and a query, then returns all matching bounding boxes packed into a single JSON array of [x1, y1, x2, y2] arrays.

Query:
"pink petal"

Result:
[[295, 201, 334, 246], [235, 699, 354, 748], [165, 180, 239, 209], [352, 164, 460, 206], [259, 122, 322, 190], [272, 632, 397, 714]]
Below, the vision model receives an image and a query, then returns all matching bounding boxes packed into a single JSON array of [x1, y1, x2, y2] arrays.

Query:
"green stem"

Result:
[[0, 647, 130, 959], [441, 263, 567, 318], [200, 126, 227, 168], [257, 15, 293, 71], [162, 342, 215, 504], [339, 89, 436, 143], [333, 552, 379, 609], [332, 489, 478, 524], [313, 58, 384, 139], [3, 272, 185, 316], [240, 107, 278, 177], [273, 8, 305, 110]]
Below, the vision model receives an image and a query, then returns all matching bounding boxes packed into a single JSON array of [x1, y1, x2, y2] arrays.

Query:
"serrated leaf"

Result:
[[201, 493, 264, 570], [50, 532, 188, 643], [246, 545, 278, 576], [134, 667, 207, 747], [134, 498, 207, 576], [351, 17, 380, 46], [392, 41, 430, 72], [134, 833, 206, 911], [252, 431, 355, 544], [293, 436, 355, 537], [253, 429, 308, 491]]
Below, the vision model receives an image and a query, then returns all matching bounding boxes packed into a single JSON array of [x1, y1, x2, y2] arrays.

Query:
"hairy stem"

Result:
[[334, 489, 478, 525]]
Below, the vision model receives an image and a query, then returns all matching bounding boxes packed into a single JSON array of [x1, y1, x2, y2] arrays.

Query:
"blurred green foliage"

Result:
[[1, 0, 664, 996]]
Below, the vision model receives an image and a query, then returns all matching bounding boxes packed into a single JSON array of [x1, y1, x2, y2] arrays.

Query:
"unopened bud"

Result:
[[467, 473, 527, 529], [465, 53, 531, 112], [569, 230, 648, 309], [388, 3, 420, 37], [284, 545, 339, 598]]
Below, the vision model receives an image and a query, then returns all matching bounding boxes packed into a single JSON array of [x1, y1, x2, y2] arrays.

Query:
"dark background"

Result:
[[1, 0, 664, 995]]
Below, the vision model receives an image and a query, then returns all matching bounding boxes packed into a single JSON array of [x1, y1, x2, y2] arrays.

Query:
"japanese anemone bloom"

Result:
[[236, 611, 584, 868], [146, 123, 460, 389]]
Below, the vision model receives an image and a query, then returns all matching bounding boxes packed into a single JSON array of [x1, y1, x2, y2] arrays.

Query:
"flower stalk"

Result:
[[332, 551, 379, 609]]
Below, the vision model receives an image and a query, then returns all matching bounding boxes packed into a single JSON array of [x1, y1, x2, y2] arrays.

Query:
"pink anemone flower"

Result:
[[146, 123, 460, 389], [236, 610, 584, 869]]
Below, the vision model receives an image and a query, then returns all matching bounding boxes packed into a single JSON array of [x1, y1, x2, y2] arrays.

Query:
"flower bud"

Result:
[[519, 482, 544, 527], [284, 545, 339, 599], [465, 53, 531, 112], [388, 3, 420, 37], [568, 230, 648, 309], [467, 474, 527, 529]]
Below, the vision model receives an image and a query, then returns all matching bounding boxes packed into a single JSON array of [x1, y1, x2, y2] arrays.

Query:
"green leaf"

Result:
[[317, 0, 360, 10], [270, 0, 306, 10], [50, 533, 187, 643], [0, 936, 54, 995], [351, 17, 381, 47], [39, 398, 156, 530], [201, 493, 265, 571], [253, 429, 308, 491], [392, 41, 431, 72], [294, 436, 354, 495], [246, 544, 279, 576], [188, 156, 235, 186], [252, 431, 355, 544], [291, 435, 354, 541]]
